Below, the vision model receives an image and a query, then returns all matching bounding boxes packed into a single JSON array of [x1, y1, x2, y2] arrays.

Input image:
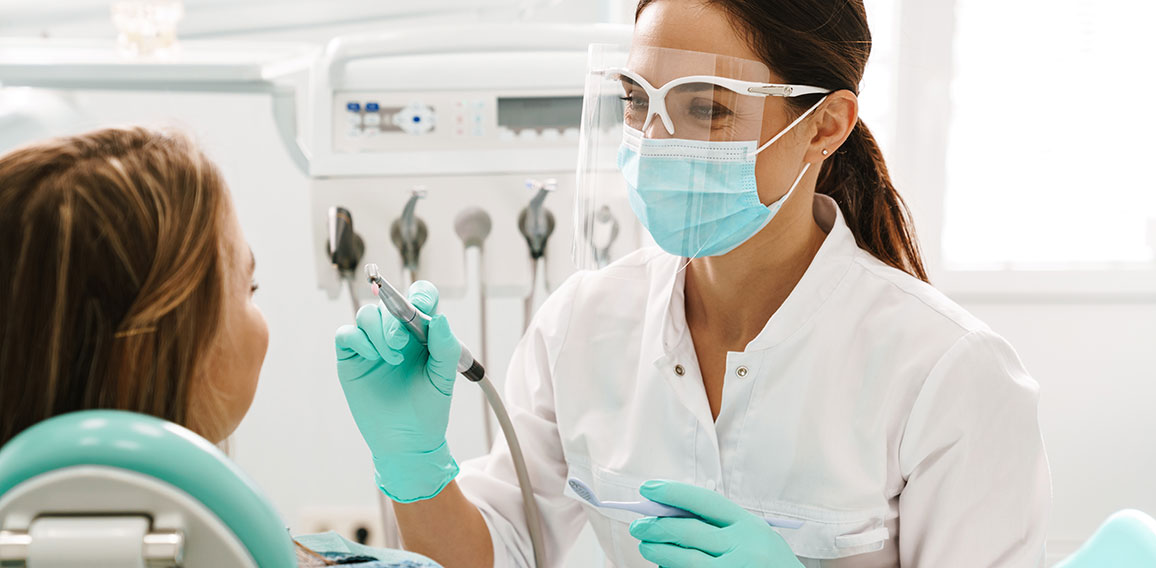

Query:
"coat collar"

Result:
[[654, 193, 859, 358]]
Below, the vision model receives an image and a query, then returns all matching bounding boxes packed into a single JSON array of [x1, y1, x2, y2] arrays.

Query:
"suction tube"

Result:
[[454, 207, 496, 447]]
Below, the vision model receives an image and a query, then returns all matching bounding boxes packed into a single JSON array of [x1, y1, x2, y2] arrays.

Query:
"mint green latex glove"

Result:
[[334, 281, 462, 503], [629, 480, 803, 568]]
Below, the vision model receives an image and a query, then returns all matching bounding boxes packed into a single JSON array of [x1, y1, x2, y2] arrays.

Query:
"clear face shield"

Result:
[[573, 44, 830, 271]]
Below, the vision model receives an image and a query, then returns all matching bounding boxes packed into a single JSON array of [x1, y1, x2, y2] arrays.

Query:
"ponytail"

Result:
[[817, 120, 928, 282]]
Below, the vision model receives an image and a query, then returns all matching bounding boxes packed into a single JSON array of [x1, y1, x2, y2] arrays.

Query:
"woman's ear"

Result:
[[808, 90, 859, 162]]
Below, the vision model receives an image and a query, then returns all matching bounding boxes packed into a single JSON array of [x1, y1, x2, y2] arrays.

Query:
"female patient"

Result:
[[0, 127, 431, 567], [0, 127, 265, 447]]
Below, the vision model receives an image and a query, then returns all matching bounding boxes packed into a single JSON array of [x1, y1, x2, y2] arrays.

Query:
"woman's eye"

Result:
[[689, 102, 733, 121], [621, 95, 650, 125], [621, 95, 648, 108], [250, 278, 260, 294]]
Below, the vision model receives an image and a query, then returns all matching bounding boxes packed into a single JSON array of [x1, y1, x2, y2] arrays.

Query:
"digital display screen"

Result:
[[497, 96, 583, 130]]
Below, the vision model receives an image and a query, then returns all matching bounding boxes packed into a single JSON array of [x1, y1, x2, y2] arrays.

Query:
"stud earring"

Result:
[[821, 149, 830, 156]]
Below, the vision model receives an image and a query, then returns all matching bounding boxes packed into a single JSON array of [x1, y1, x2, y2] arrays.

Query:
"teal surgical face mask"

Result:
[[617, 96, 827, 259]]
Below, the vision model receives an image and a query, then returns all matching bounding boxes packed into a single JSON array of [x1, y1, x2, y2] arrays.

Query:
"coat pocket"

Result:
[[744, 501, 890, 560]]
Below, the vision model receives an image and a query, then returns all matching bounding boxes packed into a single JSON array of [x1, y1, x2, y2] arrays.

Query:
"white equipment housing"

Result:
[[303, 23, 638, 302]]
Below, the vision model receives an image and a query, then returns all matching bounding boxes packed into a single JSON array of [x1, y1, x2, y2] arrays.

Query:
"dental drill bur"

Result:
[[364, 264, 486, 382]]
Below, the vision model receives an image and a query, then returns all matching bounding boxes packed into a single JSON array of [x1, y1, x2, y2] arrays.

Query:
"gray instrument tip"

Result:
[[364, 263, 381, 282]]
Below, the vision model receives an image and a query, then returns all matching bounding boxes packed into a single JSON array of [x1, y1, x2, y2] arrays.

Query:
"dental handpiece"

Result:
[[365, 264, 486, 383], [365, 262, 547, 567]]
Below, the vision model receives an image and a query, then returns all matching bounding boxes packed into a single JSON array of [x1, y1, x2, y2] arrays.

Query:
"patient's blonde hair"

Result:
[[0, 127, 230, 445]]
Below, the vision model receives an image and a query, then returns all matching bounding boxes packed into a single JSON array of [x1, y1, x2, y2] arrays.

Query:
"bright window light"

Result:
[[943, 0, 1156, 269], [860, 0, 899, 158]]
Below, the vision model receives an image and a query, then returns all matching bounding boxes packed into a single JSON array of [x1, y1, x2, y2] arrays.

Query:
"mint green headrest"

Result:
[[1059, 509, 1156, 568], [0, 410, 296, 568]]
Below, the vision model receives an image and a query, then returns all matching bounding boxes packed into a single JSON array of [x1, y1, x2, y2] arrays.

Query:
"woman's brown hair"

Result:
[[637, 0, 928, 281], [0, 127, 229, 446]]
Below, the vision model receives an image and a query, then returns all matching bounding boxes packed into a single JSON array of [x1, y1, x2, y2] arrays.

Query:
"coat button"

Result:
[[674, 364, 685, 376], [736, 366, 749, 378]]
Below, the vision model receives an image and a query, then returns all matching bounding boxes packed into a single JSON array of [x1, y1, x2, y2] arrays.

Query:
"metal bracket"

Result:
[[0, 527, 184, 567]]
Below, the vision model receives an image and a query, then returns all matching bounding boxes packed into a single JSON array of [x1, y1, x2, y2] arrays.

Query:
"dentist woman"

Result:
[[334, 1, 1051, 567]]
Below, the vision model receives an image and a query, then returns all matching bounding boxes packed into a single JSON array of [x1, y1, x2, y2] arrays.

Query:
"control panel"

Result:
[[334, 91, 582, 153]]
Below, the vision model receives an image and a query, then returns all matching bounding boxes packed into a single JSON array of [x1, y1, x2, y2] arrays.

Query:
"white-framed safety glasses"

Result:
[[604, 67, 831, 140]]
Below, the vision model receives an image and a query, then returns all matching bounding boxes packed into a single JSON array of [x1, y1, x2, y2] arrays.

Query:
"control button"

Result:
[[363, 113, 382, 127], [736, 366, 749, 378], [345, 102, 361, 112], [346, 115, 362, 127], [365, 102, 380, 112], [518, 129, 538, 140], [472, 127, 484, 136], [364, 128, 379, 138], [541, 128, 560, 140], [498, 127, 515, 141], [563, 127, 580, 140], [394, 102, 436, 135]]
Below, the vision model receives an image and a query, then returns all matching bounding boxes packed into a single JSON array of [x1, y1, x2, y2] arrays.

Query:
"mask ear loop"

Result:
[[769, 161, 812, 211], [757, 95, 830, 214], [746, 95, 830, 158]]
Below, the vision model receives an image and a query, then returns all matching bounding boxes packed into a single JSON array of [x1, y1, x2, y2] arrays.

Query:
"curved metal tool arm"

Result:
[[327, 206, 365, 275], [518, 179, 557, 260], [391, 188, 429, 274], [589, 205, 620, 269]]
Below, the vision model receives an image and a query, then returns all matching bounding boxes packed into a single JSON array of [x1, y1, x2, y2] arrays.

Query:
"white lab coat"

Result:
[[456, 194, 1051, 567]]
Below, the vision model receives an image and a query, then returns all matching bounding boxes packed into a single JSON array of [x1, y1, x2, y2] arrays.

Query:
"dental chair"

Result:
[[0, 410, 297, 567]]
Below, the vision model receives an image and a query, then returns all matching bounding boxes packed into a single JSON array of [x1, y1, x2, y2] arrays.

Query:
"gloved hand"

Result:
[[629, 480, 803, 568], [334, 281, 462, 503]]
